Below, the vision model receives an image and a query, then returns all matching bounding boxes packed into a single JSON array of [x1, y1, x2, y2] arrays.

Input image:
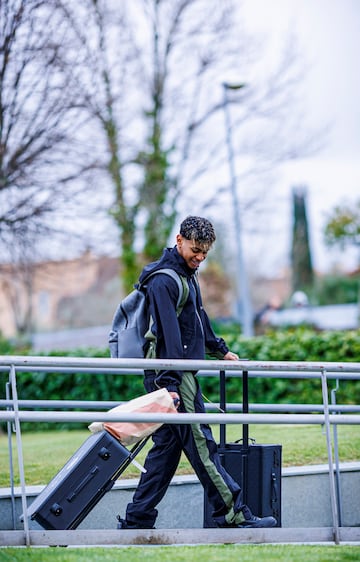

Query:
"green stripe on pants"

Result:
[[179, 371, 243, 523]]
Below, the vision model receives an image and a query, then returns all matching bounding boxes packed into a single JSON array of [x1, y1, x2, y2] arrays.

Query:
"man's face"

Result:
[[176, 234, 211, 270]]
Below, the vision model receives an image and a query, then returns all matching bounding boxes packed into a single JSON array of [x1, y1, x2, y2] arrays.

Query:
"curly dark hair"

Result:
[[179, 216, 216, 249]]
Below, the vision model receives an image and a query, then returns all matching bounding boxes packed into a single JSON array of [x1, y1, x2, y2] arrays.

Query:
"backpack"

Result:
[[109, 269, 189, 358]]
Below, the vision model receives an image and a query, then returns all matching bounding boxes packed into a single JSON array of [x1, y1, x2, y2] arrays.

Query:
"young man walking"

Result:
[[117, 216, 276, 529]]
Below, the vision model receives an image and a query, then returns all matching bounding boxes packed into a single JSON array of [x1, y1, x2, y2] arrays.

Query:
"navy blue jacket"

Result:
[[140, 246, 229, 392]]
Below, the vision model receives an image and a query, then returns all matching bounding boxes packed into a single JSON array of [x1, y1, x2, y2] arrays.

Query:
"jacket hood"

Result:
[[139, 246, 195, 284]]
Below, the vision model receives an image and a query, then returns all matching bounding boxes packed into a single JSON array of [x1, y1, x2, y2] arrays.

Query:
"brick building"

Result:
[[0, 252, 291, 344]]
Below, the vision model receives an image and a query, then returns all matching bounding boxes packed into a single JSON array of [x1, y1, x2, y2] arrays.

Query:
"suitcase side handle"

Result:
[[271, 471, 278, 504], [66, 466, 99, 503]]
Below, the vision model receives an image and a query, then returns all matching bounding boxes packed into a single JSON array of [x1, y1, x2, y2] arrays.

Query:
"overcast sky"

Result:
[[240, 0, 360, 274]]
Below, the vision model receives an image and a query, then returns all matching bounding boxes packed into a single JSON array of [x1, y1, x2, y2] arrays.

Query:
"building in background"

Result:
[[0, 252, 292, 346]]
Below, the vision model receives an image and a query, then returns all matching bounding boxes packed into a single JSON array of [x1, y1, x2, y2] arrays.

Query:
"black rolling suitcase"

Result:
[[203, 370, 282, 527], [25, 430, 147, 530]]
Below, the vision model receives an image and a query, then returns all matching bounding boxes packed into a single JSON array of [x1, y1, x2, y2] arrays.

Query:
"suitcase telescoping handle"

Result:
[[219, 370, 226, 448], [219, 368, 250, 504], [219, 369, 249, 449], [242, 369, 249, 448]]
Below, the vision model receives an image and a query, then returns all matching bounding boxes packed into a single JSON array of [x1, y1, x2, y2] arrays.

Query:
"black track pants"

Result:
[[125, 372, 243, 527]]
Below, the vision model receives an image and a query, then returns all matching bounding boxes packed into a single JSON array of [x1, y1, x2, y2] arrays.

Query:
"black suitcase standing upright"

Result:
[[203, 370, 282, 527], [25, 430, 147, 530]]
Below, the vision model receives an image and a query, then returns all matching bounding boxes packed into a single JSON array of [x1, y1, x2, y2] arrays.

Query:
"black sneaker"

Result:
[[116, 515, 155, 529], [238, 506, 277, 528]]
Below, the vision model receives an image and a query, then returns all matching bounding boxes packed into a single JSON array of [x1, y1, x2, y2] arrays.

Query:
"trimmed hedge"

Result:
[[202, 326, 360, 406], [0, 327, 359, 430]]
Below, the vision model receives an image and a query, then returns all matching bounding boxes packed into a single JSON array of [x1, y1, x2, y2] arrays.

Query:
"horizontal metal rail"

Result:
[[2, 527, 360, 547], [1, 355, 360, 375], [0, 410, 359, 425], [2, 366, 360, 380], [1, 399, 360, 413]]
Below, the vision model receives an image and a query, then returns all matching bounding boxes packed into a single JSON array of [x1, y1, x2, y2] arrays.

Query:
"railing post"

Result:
[[9, 364, 30, 546], [320, 368, 340, 544], [5, 381, 16, 530], [331, 379, 343, 527]]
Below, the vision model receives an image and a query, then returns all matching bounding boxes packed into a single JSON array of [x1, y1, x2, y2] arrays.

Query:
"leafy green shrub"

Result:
[[308, 274, 360, 305], [0, 346, 145, 431], [211, 327, 360, 406], [0, 333, 31, 404]]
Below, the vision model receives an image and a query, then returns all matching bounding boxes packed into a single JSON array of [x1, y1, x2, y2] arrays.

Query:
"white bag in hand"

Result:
[[88, 388, 177, 446]]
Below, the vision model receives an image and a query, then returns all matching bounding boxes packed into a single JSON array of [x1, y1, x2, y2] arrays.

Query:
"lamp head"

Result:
[[222, 82, 247, 90]]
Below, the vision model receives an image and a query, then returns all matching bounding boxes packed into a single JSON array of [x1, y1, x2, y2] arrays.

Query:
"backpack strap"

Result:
[[142, 268, 189, 359], [176, 273, 190, 316], [140, 268, 189, 314]]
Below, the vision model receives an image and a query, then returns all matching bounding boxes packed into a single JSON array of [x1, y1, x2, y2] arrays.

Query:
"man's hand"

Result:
[[223, 351, 239, 361], [169, 391, 180, 409]]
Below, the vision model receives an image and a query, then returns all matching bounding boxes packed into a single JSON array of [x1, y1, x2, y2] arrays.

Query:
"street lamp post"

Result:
[[222, 82, 253, 337]]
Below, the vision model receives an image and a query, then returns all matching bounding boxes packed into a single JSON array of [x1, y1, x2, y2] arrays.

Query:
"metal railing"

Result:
[[1, 355, 360, 546]]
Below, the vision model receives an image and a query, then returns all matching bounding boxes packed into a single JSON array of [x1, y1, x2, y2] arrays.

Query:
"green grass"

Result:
[[0, 545, 359, 561], [1, 424, 359, 488]]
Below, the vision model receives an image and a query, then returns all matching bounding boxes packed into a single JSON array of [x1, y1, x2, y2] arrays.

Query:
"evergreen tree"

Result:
[[291, 186, 314, 293]]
